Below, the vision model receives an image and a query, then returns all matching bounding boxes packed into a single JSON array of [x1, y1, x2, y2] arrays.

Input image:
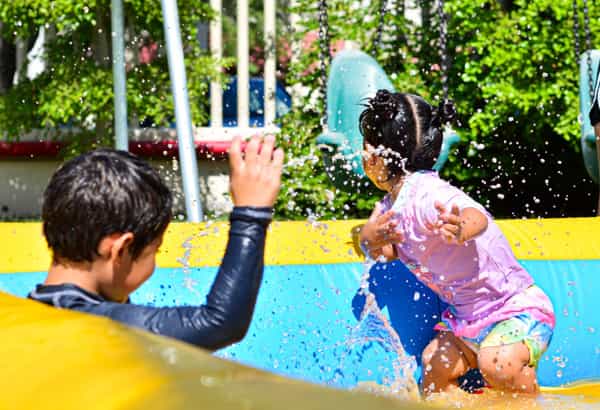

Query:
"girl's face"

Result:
[[363, 143, 392, 192]]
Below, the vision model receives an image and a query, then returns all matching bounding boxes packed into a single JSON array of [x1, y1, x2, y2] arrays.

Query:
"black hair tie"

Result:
[[438, 99, 457, 125], [370, 89, 399, 120]]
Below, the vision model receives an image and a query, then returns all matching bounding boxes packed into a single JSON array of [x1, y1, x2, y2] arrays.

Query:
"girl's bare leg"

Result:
[[478, 342, 539, 394], [421, 331, 477, 395]]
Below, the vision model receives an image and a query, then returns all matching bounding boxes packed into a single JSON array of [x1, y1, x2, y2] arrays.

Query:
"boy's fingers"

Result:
[[259, 134, 276, 166], [228, 136, 243, 173], [245, 136, 261, 166], [271, 147, 284, 172]]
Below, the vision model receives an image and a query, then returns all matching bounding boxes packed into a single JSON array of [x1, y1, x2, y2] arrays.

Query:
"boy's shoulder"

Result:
[[29, 283, 123, 311]]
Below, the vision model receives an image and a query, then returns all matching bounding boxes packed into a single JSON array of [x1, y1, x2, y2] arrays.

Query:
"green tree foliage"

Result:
[[0, 0, 598, 219], [442, 0, 598, 217], [0, 0, 221, 151], [275, 0, 598, 219]]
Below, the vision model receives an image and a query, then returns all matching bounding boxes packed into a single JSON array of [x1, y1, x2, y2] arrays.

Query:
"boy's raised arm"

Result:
[[170, 135, 283, 349], [192, 135, 284, 348], [91, 135, 284, 350]]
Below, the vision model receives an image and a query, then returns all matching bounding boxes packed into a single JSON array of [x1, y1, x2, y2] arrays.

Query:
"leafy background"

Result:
[[276, 0, 599, 219], [0, 0, 598, 219]]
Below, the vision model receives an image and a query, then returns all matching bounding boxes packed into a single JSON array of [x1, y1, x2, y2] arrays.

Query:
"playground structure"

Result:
[[0, 0, 290, 220], [579, 50, 600, 183], [573, 0, 600, 186], [316, 48, 460, 189], [316, 0, 460, 190], [3, 0, 600, 213], [316, 0, 600, 197]]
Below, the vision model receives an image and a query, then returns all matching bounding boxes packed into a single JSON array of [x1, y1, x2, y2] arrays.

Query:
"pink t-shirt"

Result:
[[381, 171, 555, 338]]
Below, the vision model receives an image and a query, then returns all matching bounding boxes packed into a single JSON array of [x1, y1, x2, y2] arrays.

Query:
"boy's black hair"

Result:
[[42, 149, 173, 262], [359, 90, 456, 179]]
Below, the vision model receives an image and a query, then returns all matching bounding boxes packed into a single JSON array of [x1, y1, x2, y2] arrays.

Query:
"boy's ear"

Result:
[[97, 233, 134, 262], [111, 233, 134, 261]]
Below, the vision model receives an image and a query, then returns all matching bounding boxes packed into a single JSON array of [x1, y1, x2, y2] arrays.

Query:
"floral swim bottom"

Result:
[[437, 312, 554, 367]]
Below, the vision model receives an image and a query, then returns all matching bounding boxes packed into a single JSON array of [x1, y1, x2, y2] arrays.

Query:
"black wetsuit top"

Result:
[[28, 206, 272, 351]]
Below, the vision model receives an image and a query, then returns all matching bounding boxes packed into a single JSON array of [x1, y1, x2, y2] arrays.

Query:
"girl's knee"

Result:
[[422, 333, 474, 379], [421, 333, 452, 368], [478, 343, 530, 386], [421, 339, 439, 366]]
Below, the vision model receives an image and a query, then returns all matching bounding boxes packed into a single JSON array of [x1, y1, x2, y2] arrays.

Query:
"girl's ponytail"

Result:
[[359, 90, 453, 178]]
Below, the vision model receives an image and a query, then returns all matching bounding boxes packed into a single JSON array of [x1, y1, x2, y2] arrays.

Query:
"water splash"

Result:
[[346, 258, 420, 400], [177, 235, 201, 296]]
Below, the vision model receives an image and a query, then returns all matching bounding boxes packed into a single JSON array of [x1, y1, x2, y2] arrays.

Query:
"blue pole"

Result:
[[111, 0, 128, 151], [160, 0, 203, 222]]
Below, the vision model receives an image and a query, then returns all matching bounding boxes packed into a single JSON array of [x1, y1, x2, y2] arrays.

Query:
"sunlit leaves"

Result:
[[0, 0, 219, 151]]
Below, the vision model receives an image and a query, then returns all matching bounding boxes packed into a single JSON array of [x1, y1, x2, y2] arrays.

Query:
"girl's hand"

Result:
[[433, 202, 464, 244], [359, 203, 404, 258], [427, 202, 488, 245]]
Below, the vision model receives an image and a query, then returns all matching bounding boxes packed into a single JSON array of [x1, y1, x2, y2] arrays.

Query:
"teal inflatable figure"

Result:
[[316, 49, 460, 191], [579, 50, 600, 183]]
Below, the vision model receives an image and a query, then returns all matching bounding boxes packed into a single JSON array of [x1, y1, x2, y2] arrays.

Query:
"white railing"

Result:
[[6, 1, 280, 143], [209, 0, 223, 128], [203, 0, 278, 140], [263, 0, 277, 126]]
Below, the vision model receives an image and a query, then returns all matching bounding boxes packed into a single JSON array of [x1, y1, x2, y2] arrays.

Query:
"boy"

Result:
[[29, 135, 284, 351]]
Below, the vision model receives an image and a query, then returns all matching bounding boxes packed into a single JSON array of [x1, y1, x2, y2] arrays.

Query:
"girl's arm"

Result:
[[367, 243, 397, 261], [432, 202, 488, 244], [359, 203, 403, 260]]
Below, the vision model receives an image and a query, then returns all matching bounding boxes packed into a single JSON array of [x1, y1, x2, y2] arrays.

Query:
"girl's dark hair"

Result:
[[359, 89, 456, 179], [42, 149, 173, 263]]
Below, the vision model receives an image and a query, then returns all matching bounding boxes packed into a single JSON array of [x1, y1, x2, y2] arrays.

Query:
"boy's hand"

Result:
[[229, 135, 284, 207], [359, 203, 404, 258]]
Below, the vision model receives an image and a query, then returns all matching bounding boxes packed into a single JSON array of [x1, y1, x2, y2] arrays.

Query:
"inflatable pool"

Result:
[[0, 219, 599, 408]]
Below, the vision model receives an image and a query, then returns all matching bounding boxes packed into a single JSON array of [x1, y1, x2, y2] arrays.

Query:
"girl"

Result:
[[358, 90, 555, 396]]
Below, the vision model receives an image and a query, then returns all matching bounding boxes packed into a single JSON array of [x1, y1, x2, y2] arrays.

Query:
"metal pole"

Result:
[[264, 0, 276, 126], [210, 0, 223, 127], [237, 0, 250, 128], [288, 0, 302, 107], [111, 0, 128, 151], [13, 37, 27, 85], [161, 0, 203, 221]]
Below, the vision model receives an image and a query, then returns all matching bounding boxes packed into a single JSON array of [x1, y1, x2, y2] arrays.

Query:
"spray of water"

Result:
[[349, 257, 420, 401], [177, 234, 202, 296]]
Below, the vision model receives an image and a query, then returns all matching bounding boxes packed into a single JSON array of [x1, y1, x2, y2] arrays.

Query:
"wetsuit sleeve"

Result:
[[80, 206, 272, 351]]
